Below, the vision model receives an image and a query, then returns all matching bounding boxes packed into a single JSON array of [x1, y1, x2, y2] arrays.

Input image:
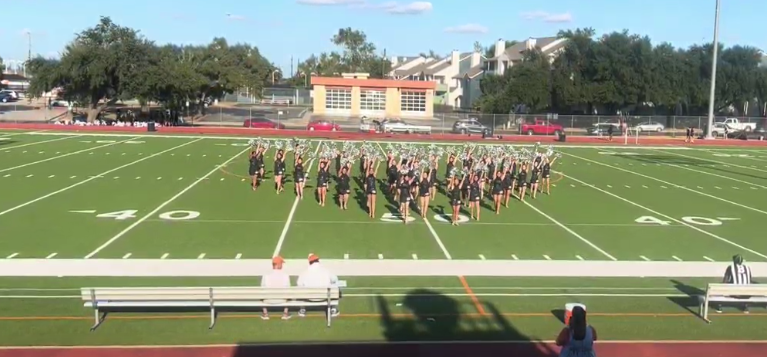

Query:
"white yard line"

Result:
[[522, 200, 617, 261], [0, 135, 79, 150], [0, 138, 203, 218], [142, 218, 679, 228], [563, 152, 767, 216], [376, 142, 452, 259], [84, 142, 245, 259], [271, 142, 323, 258], [557, 170, 767, 260], [648, 150, 767, 190], [0, 137, 140, 173], [659, 149, 767, 174]]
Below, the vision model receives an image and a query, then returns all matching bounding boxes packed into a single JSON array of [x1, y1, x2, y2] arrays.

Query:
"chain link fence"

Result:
[[221, 87, 312, 106]]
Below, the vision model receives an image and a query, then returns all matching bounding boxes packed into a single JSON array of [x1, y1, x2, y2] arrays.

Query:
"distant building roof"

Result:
[[491, 37, 565, 61]]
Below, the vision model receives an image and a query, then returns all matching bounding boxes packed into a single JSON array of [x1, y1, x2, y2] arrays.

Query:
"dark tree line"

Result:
[[25, 17, 276, 122], [478, 28, 767, 117]]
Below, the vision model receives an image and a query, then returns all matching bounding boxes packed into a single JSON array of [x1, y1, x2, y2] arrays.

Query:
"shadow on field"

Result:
[[667, 279, 706, 317], [617, 154, 767, 182], [230, 289, 559, 357], [0, 140, 17, 146]]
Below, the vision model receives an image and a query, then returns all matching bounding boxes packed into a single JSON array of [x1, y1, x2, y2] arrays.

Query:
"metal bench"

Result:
[[81, 286, 341, 330], [698, 283, 767, 322]]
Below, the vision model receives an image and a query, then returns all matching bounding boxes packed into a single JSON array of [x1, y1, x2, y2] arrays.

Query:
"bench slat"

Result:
[[81, 287, 341, 302], [706, 284, 767, 296], [83, 301, 339, 308]]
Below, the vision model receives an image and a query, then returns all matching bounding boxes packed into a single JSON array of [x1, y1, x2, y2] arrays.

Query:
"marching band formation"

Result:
[[246, 138, 561, 224]]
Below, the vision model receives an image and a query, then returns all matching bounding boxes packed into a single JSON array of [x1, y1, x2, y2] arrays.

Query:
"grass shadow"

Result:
[[668, 279, 706, 318]]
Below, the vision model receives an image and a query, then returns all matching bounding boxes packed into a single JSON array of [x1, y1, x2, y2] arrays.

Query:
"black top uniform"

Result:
[[530, 167, 540, 184], [419, 178, 430, 197], [469, 180, 481, 202], [502, 172, 512, 190], [274, 159, 286, 176], [387, 164, 398, 185], [446, 161, 455, 178], [517, 170, 528, 187], [398, 181, 411, 203], [335, 154, 342, 172], [510, 162, 518, 180], [337, 174, 351, 194], [248, 155, 259, 176], [256, 152, 265, 169], [542, 163, 551, 179], [317, 168, 329, 187], [365, 174, 377, 194], [295, 163, 305, 183], [491, 176, 504, 195], [449, 186, 462, 206], [429, 167, 438, 186]]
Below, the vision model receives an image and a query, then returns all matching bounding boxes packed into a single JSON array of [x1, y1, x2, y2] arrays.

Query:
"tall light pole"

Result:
[[24, 31, 32, 78], [704, 0, 721, 139]]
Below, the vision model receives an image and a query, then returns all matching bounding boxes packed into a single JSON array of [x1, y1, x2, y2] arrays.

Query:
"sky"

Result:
[[1, 0, 764, 74]]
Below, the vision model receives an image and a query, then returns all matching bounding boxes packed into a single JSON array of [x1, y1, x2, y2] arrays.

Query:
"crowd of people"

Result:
[[246, 139, 561, 224]]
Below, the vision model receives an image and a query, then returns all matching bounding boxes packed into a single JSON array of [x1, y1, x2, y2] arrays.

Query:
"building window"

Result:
[[325, 88, 352, 110], [400, 91, 426, 112], [360, 89, 385, 111]]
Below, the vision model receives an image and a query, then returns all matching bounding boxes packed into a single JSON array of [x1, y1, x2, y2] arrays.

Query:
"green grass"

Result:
[[1, 131, 767, 345]]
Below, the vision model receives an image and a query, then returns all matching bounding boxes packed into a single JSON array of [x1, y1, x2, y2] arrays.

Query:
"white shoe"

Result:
[[299, 309, 306, 317], [260, 314, 269, 320], [331, 308, 340, 317]]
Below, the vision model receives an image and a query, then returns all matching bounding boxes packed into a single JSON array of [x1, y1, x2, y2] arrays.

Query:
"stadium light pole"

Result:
[[704, 0, 721, 139]]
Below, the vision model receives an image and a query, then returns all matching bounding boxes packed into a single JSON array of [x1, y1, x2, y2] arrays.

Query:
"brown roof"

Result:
[[492, 37, 564, 61], [393, 60, 440, 78], [424, 61, 451, 75], [453, 64, 485, 79]]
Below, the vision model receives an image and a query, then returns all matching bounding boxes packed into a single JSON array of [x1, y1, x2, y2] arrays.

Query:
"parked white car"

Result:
[[380, 118, 431, 134], [721, 118, 757, 132], [710, 123, 728, 137], [634, 121, 665, 132]]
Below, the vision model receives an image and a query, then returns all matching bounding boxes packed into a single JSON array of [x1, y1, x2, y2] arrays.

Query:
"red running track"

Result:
[[1, 341, 766, 357], [2, 123, 767, 146]]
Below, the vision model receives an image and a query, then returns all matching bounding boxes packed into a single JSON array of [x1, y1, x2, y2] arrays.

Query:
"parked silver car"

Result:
[[452, 118, 488, 134]]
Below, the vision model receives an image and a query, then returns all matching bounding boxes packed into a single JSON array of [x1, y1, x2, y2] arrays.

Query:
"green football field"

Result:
[[1, 129, 767, 345]]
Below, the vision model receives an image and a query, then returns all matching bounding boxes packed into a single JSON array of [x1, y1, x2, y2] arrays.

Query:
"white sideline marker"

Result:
[[157, 177, 162, 180], [235, 254, 242, 260], [752, 187, 759, 190], [606, 185, 612, 188], [69, 176, 76, 179], [697, 186, 704, 189], [624, 185, 631, 188], [642, 185, 648, 189], [703, 256, 715, 262], [478, 254, 486, 260], [113, 177, 119, 180], [672, 255, 683, 262], [197, 253, 206, 259], [575, 255, 584, 261], [45, 253, 57, 259], [378, 254, 384, 260], [343, 254, 349, 260], [543, 255, 551, 260], [570, 184, 575, 188], [25, 174, 33, 178], [6, 253, 18, 259], [135, 177, 141, 180], [48, 175, 55, 178], [412, 254, 418, 260], [178, 177, 183, 181], [160, 253, 169, 259], [2, 174, 9, 178], [220, 178, 225, 181], [511, 254, 519, 260], [714, 186, 722, 189], [661, 186, 667, 189], [122, 253, 132, 259], [732, 187, 740, 190], [640, 255, 651, 261]]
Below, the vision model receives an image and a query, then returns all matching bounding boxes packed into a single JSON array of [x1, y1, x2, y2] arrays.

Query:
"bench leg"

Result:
[[326, 305, 331, 328], [209, 307, 216, 329], [90, 308, 104, 331]]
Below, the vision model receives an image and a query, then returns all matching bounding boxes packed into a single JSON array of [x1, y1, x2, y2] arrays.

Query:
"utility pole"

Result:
[[704, 0, 721, 139], [290, 56, 294, 81], [382, 48, 387, 79], [25, 31, 32, 78]]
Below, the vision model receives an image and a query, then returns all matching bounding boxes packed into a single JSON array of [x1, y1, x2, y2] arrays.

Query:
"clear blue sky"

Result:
[[1, 0, 764, 74]]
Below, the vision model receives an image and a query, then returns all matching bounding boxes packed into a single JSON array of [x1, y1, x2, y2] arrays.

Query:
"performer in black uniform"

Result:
[[460, 171, 471, 207], [428, 156, 438, 202], [529, 162, 540, 199], [517, 162, 528, 202], [359, 153, 368, 180], [387, 156, 399, 196], [273, 149, 286, 194], [294, 156, 306, 200], [316, 160, 330, 206], [364, 159, 380, 218], [418, 171, 431, 219], [337, 166, 351, 210], [509, 159, 518, 197], [491, 170, 505, 214], [468, 174, 482, 221], [541, 156, 557, 195], [335, 151, 343, 177], [248, 150, 260, 191], [445, 154, 456, 183], [397, 175, 412, 224], [502, 162, 513, 208], [448, 175, 465, 226]]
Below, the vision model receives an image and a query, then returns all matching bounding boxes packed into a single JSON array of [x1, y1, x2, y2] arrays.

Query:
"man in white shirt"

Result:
[[297, 253, 339, 317], [260, 256, 292, 320]]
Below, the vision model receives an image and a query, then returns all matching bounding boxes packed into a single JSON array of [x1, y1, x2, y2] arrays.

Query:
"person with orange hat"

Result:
[[260, 256, 292, 320], [297, 253, 339, 317]]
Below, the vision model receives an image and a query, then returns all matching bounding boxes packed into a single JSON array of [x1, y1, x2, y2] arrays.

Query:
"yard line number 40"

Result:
[[635, 215, 730, 226], [96, 210, 199, 221]]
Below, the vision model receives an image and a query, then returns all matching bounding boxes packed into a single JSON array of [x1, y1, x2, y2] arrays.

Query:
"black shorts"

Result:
[[530, 179, 538, 185], [492, 189, 503, 195], [542, 173, 550, 179], [518, 182, 528, 188], [450, 199, 461, 206], [275, 170, 284, 176], [296, 177, 304, 183], [318, 182, 327, 188], [399, 196, 410, 204], [339, 188, 350, 195], [470, 195, 480, 202], [367, 189, 377, 195], [248, 168, 257, 176], [420, 192, 429, 197], [388, 176, 397, 185]]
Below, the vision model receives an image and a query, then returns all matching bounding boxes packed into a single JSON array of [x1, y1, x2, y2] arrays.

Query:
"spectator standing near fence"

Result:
[[556, 306, 597, 357], [260, 256, 292, 320], [297, 253, 340, 318]]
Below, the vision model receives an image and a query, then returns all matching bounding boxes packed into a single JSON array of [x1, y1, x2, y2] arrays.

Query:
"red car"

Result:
[[520, 119, 564, 136], [307, 119, 341, 131], [243, 118, 285, 129]]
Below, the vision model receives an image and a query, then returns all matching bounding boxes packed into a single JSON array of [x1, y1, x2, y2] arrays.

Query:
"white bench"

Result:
[[81, 286, 341, 330], [698, 283, 767, 322]]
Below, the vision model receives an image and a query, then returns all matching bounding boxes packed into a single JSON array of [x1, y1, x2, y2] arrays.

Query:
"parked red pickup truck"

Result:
[[520, 120, 564, 136]]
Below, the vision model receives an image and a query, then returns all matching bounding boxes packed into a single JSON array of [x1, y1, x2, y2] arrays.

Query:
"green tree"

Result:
[[332, 27, 377, 73], [0, 56, 5, 86], [484, 40, 518, 59], [26, 17, 153, 122], [504, 49, 552, 113], [297, 28, 390, 79]]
